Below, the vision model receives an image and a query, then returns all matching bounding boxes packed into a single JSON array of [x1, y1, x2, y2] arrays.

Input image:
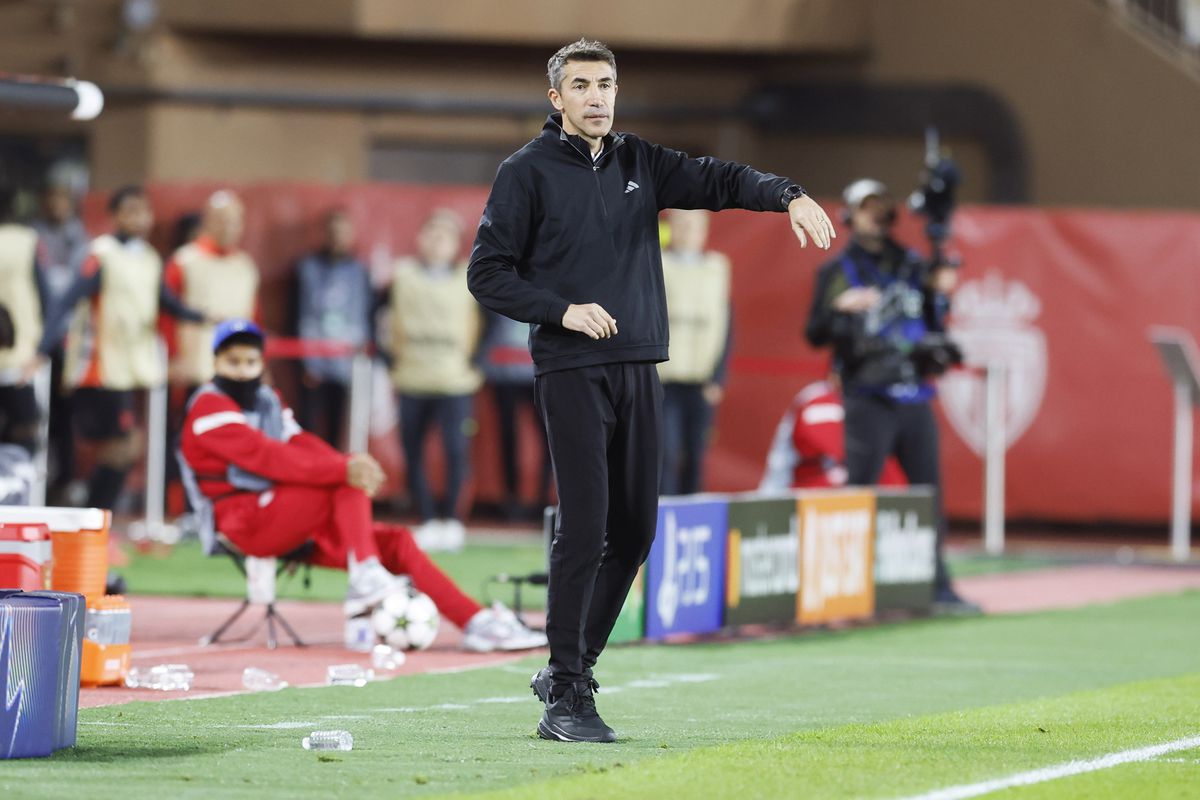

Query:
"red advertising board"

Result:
[[81, 184, 1200, 523]]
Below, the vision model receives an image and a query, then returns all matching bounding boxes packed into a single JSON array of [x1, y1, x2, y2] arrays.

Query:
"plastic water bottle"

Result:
[[326, 664, 373, 687], [371, 644, 406, 671], [344, 615, 375, 652], [301, 731, 353, 751], [126, 664, 194, 691], [242, 667, 288, 692]]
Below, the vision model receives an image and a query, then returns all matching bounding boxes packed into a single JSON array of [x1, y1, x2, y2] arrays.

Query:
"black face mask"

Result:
[[213, 375, 262, 410]]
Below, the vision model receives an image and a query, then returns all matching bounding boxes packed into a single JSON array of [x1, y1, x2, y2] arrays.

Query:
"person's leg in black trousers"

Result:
[[298, 380, 322, 439], [539, 365, 612, 688], [581, 363, 662, 674], [300, 379, 347, 447], [0, 385, 40, 457], [323, 381, 348, 449], [526, 382, 554, 510], [893, 400, 953, 594], [434, 393, 473, 520], [399, 394, 437, 522], [844, 392, 898, 486], [659, 382, 686, 495], [678, 383, 714, 496], [538, 363, 662, 692], [47, 348, 74, 494], [493, 382, 523, 517]]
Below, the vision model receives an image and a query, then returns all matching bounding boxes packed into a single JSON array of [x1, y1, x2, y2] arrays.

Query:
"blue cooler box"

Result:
[[23, 591, 84, 750], [0, 590, 85, 759]]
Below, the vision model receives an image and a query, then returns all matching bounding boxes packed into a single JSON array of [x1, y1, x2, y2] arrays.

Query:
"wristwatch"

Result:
[[780, 184, 806, 209]]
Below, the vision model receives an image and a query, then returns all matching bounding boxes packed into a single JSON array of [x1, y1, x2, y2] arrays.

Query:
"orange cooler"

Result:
[[80, 595, 132, 687], [0, 523, 52, 590], [0, 508, 112, 602]]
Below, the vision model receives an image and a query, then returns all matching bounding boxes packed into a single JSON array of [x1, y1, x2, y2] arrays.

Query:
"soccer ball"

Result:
[[369, 587, 440, 651]]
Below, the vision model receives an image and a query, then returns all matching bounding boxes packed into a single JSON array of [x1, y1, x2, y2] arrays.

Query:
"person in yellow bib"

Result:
[[163, 190, 260, 391], [385, 209, 483, 552], [657, 209, 732, 496], [0, 183, 51, 458], [32, 186, 207, 512]]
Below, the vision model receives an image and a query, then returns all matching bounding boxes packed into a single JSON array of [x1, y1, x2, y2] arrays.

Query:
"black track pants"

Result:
[[536, 362, 663, 688]]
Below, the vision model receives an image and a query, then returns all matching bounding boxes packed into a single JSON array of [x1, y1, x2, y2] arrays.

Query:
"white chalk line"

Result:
[[233, 673, 719, 729], [424, 653, 529, 675], [78, 672, 719, 731], [896, 734, 1200, 800]]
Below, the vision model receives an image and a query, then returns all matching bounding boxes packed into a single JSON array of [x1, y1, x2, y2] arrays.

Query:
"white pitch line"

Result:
[[897, 734, 1200, 800], [228, 672, 721, 729], [424, 654, 529, 675]]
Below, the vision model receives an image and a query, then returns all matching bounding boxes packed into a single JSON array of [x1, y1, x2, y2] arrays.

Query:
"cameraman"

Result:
[[805, 178, 973, 610]]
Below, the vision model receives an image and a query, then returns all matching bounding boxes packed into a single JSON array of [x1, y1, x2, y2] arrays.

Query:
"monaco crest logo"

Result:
[[938, 271, 1047, 456]]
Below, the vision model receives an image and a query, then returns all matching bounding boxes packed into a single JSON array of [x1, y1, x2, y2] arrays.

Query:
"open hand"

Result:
[[788, 194, 836, 250], [833, 287, 881, 313]]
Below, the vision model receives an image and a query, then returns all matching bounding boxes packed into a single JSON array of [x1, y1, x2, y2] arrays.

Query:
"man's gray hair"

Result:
[[547, 38, 617, 90]]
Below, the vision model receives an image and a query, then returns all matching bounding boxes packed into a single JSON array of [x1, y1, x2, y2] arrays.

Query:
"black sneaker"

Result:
[[932, 587, 983, 616], [531, 667, 598, 705], [537, 681, 616, 743]]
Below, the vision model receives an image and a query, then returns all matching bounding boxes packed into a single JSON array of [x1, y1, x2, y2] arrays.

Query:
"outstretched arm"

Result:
[[647, 143, 834, 249]]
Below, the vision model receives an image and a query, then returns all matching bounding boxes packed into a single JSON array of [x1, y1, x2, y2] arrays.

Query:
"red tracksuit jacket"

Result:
[[180, 388, 349, 532]]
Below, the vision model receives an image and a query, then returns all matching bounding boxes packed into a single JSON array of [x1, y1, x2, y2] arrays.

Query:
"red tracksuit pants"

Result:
[[216, 484, 481, 628]]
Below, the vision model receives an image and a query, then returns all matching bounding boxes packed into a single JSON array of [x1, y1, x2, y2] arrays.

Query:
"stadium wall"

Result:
[[4, 0, 1200, 209]]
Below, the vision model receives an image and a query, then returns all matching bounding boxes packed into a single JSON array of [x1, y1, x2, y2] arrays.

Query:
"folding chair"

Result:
[[177, 448, 312, 649], [198, 534, 312, 650]]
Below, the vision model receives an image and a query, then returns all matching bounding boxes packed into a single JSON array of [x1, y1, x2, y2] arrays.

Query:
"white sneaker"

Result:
[[414, 519, 446, 552], [439, 518, 466, 553], [461, 603, 548, 653], [344, 556, 404, 617]]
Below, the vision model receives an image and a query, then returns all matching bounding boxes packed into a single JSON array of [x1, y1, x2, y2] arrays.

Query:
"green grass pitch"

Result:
[[3, 590, 1197, 799]]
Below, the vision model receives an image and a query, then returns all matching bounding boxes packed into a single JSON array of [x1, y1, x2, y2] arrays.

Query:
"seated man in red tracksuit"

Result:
[[179, 318, 546, 653], [760, 379, 908, 491]]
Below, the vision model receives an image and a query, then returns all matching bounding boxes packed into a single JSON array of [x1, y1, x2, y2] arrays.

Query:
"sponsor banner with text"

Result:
[[873, 489, 937, 612], [797, 491, 876, 625], [725, 496, 799, 626], [645, 498, 729, 640]]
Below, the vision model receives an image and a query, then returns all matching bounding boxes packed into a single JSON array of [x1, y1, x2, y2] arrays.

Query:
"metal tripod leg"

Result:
[[265, 608, 278, 650], [200, 599, 252, 646], [266, 603, 306, 648]]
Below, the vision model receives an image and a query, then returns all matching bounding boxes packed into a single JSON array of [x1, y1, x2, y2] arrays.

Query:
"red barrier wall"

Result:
[[81, 184, 1200, 523]]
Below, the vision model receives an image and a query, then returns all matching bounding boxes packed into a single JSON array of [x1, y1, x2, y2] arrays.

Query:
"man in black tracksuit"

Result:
[[468, 38, 834, 743]]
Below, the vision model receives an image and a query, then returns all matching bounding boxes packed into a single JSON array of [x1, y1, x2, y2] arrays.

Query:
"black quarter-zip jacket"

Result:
[[468, 113, 796, 375]]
